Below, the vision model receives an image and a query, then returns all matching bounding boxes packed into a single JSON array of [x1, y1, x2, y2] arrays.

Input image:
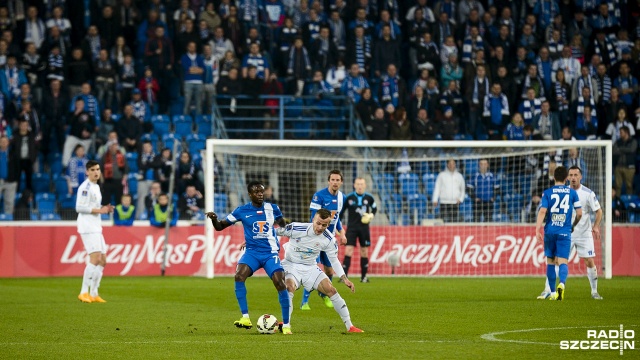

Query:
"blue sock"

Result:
[[558, 263, 568, 285], [278, 290, 290, 324], [235, 281, 248, 314], [547, 265, 557, 293], [319, 275, 333, 298], [301, 288, 311, 305]]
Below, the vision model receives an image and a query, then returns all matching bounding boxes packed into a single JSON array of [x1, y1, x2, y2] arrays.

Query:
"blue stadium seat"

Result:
[[127, 174, 139, 197], [54, 176, 69, 197], [59, 194, 76, 209], [621, 195, 639, 208], [111, 113, 121, 122], [40, 213, 61, 221], [0, 213, 13, 221], [195, 115, 213, 137], [151, 114, 170, 123], [153, 120, 171, 137], [387, 193, 403, 225], [36, 193, 56, 216], [140, 133, 159, 152], [214, 193, 228, 217], [399, 173, 419, 197], [125, 152, 139, 173], [463, 159, 478, 178], [162, 133, 182, 152], [49, 153, 63, 176], [32, 173, 51, 193], [374, 173, 395, 195], [173, 115, 193, 137], [407, 194, 428, 224], [460, 195, 473, 222], [186, 134, 206, 155], [422, 173, 436, 199]]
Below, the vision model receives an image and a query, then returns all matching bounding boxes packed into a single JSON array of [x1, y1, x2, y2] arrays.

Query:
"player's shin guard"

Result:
[[301, 289, 311, 305], [278, 290, 290, 324], [547, 264, 557, 292], [587, 266, 598, 293], [558, 263, 568, 285], [329, 293, 353, 330], [235, 281, 249, 314], [360, 258, 369, 279], [90, 265, 104, 296], [343, 256, 351, 276], [81, 263, 96, 294]]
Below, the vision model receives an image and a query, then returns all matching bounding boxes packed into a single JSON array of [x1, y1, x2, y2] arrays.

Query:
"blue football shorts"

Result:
[[238, 251, 283, 278], [544, 233, 571, 259]]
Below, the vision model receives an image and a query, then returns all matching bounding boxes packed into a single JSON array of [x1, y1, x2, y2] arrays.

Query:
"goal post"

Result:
[[205, 139, 613, 279]]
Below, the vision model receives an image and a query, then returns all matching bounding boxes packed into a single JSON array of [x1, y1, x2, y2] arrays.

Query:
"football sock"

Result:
[[587, 266, 598, 293], [329, 293, 352, 330], [558, 263, 568, 285], [278, 289, 290, 324], [81, 263, 96, 294], [342, 256, 351, 276], [301, 289, 311, 305], [360, 257, 369, 279], [235, 281, 248, 314], [543, 265, 559, 293], [286, 292, 294, 325], [546, 264, 557, 293], [90, 265, 104, 297]]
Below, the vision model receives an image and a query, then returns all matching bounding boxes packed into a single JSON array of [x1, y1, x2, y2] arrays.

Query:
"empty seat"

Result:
[[54, 176, 69, 197], [195, 115, 212, 137], [125, 152, 139, 173], [32, 173, 51, 193], [422, 173, 436, 199], [173, 115, 193, 137], [186, 134, 206, 154], [399, 173, 419, 197], [35, 193, 56, 216]]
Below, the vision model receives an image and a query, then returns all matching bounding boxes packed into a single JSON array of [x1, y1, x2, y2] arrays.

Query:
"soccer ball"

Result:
[[256, 314, 278, 334]]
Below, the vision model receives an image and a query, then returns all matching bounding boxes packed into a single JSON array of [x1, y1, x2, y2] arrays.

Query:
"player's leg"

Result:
[[233, 255, 256, 328], [318, 252, 334, 308], [282, 273, 299, 334], [359, 227, 371, 282], [575, 237, 602, 299], [343, 228, 357, 276], [315, 278, 361, 332], [79, 233, 101, 303], [300, 254, 320, 310], [90, 235, 107, 302], [555, 237, 571, 301], [543, 234, 558, 299], [266, 258, 291, 330]]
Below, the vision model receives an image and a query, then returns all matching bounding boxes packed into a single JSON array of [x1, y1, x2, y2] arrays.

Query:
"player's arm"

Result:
[[572, 207, 582, 232], [370, 194, 378, 215], [335, 219, 347, 245], [535, 207, 547, 241], [591, 194, 603, 241], [206, 211, 232, 231], [75, 189, 112, 214], [325, 238, 354, 292], [571, 191, 582, 232], [309, 193, 322, 221]]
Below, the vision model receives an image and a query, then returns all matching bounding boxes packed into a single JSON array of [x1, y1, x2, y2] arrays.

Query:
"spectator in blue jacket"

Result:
[[181, 41, 205, 115]]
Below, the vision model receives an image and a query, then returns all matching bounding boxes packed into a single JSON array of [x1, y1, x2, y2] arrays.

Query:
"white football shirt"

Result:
[[572, 185, 601, 239], [276, 222, 346, 278], [75, 179, 103, 234]]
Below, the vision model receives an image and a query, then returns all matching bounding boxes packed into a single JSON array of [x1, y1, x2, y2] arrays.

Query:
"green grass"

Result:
[[1, 277, 639, 359]]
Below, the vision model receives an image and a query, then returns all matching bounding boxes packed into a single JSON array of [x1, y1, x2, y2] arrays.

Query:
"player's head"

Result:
[[553, 166, 569, 184], [354, 177, 366, 194], [327, 170, 344, 192], [121, 193, 132, 207], [313, 208, 332, 234], [568, 166, 582, 188], [247, 181, 265, 205], [85, 160, 101, 182]]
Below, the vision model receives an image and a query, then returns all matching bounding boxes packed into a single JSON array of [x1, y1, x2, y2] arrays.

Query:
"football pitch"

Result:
[[1, 277, 638, 359]]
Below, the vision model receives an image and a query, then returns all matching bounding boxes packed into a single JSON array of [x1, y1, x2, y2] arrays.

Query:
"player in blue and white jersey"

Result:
[[206, 181, 290, 332], [301, 169, 348, 310], [536, 166, 583, 301], [276, 209, 363, 333], [537, 166, 603, 300]]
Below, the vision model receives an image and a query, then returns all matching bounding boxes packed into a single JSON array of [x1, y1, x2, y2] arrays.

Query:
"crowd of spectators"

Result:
[[0, 0, 639, 222]]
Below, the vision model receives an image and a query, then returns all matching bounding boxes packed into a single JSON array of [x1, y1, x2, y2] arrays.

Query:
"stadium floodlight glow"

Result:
[[205, 140, 612, 279]]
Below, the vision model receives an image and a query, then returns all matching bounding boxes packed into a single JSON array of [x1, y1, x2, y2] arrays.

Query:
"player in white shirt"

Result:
[[537, 166, 603, 300], [75, 160, 114, 303], [276, 209, 363, 333]]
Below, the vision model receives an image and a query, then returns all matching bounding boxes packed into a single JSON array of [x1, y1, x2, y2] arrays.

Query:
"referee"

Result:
[[342, 177, 377, 283]]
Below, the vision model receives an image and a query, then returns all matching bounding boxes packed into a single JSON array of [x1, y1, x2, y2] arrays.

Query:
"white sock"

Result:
[[90, 265, 104, 297], [286, 292, 294, 326], [81, 264, 96, 294], [587, 267, 598, 293], [329, 293, 352, 330], [242, 314, 249, 318]]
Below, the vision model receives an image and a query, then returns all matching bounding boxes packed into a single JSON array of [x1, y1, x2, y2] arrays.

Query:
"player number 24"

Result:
[[550, 194, 570, 213]]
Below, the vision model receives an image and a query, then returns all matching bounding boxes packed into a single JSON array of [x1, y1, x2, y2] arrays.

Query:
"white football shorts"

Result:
[[282, 260, 327, 292], [81, 233, 107, 255], [571, 237, 596, 258]]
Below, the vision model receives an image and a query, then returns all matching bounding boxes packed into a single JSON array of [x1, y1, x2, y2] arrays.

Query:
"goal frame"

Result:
[[205, 139, 613, 279]]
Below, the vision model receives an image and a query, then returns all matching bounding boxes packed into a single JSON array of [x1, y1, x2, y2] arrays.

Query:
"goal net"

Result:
[[204, 140, 612, 279]]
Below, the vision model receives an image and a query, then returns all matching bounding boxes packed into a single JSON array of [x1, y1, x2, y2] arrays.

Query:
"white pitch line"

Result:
[[481, 325, 639, 346]]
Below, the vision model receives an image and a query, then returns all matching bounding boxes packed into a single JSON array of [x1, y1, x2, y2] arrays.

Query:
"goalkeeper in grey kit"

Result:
[[341, 177, 377, 282]]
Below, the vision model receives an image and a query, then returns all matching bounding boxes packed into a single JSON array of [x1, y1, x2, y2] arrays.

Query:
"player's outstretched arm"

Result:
[[341, 275, 355, 293], [206, 211, 231, 231]]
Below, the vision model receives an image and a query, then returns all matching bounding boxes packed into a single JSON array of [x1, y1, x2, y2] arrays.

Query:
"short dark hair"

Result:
[[553, 166, 569, 183], [316, 208, 331, 219], [620, 126, 630, 135], [247, 181, 264, 193], [568, 165, 582, 174], [327, 170, 343, 181], [86, 160, 99, 170]]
